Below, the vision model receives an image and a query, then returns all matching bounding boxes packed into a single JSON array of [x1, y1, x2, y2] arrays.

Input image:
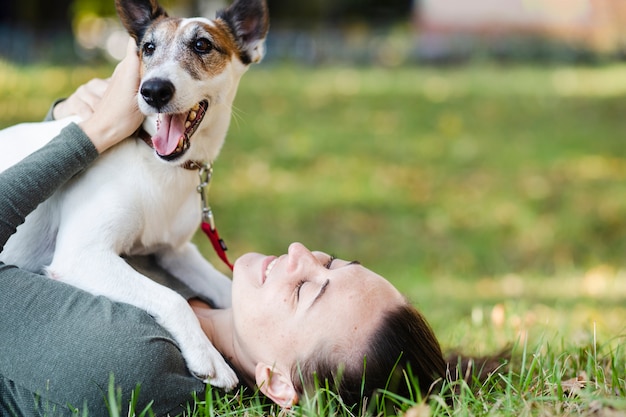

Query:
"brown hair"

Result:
[[291, 303, 446, 406]]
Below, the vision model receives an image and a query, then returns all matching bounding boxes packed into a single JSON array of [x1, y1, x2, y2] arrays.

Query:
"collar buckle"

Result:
[[196, 162, 216, 230]]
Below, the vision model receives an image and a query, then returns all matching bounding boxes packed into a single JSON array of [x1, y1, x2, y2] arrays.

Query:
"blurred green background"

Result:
[[1, 0, 625, 353]]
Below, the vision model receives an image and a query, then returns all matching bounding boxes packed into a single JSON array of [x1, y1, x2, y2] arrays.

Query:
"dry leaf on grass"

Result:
[[561, 371, 588, 396]]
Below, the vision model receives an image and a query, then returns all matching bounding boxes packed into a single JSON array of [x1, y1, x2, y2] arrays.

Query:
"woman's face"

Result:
[[231, 242, 405, 375]]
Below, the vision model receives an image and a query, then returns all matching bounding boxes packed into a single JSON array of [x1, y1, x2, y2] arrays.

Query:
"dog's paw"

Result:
[[197, 359, 239, 390], [153, 295, 238, 389], [184, 344, 239, 390]]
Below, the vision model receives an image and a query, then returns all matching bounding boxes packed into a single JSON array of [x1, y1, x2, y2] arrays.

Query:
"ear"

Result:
[[115, 0, 168, 43], [255, 363, 298, 408], [217, 0, 270, 64]]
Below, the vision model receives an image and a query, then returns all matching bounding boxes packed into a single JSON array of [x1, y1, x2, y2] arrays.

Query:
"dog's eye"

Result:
[[193, 38, 212, 54], [143, 42, 156, 56]]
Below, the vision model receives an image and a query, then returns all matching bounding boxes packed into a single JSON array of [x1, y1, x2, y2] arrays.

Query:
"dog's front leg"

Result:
[[47, 251, 238, 389], [156, 242, 233, 308]]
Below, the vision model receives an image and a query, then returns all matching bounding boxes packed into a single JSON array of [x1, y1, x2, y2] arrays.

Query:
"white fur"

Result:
[[0, 15, 259, 389]]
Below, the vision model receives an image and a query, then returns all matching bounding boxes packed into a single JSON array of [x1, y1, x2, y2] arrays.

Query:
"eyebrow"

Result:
[[308, 261, 360, 309]]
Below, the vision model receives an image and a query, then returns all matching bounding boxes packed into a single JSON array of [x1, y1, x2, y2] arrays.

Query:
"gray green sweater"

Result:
[[0, 124, 204, 416]]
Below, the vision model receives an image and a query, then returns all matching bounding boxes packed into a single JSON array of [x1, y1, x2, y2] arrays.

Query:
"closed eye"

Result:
[[295, 280, 306, 300], [308, 279, 329, 310], [324, 256, 336, 269]]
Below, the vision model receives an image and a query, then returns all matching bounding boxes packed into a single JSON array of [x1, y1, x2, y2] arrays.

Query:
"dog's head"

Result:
[[115, 0, 269, 164]]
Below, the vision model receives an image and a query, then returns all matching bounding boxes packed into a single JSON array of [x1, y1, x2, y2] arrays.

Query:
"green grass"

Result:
[[1, 60, 625, 415]]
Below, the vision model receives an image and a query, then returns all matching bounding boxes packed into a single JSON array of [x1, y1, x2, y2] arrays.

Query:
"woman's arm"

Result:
[[0, 41, 204, 416], [0, 124, 99, 250], [0, 40, 142, 250]]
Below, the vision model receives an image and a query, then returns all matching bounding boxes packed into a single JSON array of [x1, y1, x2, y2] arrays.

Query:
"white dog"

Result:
[[0, 0, 269, 389]]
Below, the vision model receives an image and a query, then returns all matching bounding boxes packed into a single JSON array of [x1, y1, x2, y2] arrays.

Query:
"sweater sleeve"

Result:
[[0, 122, 99, 251], [43, 98, 65, 122]]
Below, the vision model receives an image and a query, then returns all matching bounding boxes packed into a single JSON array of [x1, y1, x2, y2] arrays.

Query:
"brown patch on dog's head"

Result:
[[178, 20, 240, 80], [135, 18, 243, 83], [116, 0, 269, 66]]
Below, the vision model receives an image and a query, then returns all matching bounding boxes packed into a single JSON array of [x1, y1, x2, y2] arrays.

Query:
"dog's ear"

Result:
[[217, 0, 269, 64], [115, 0, 168, 43]]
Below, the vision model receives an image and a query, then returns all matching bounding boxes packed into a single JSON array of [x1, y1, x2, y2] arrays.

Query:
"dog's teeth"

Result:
[[188, 111, 197, 121], [185, 121, 191, 129], [192, 103, 200, 111], [173, 137, 182, 153]]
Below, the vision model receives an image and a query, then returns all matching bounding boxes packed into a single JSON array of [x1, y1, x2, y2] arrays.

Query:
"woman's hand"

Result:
[[79, 39, 143, 153], [52, 78, 109, 121]]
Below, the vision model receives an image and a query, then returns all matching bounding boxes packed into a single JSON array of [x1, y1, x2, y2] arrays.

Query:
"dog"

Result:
[[0, 0, 269, 389]]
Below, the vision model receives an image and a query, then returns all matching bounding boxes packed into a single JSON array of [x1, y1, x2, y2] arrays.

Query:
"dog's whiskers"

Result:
[[230, 104, 246, 129]]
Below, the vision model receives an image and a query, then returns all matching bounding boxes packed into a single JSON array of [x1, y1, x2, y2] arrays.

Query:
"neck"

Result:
[[189, 301, 256, 386]]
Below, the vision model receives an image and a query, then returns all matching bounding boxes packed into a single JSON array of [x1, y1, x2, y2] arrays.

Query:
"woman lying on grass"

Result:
[[0, 41, 445, 416]]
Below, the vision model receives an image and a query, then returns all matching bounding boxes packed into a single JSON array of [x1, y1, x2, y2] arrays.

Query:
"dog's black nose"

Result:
[[141, 79, 175, 109]]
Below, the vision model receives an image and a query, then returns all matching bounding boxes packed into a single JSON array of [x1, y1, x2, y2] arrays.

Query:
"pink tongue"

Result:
[[151, 113, 187, 155]]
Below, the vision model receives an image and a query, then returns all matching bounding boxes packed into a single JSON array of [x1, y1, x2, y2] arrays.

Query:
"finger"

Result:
[[72, 87, 101, 114], [84, 78, 109, 99], [125, 37, 138, 57], [112, 38, 139, 78], [77, 105, 95, 121]]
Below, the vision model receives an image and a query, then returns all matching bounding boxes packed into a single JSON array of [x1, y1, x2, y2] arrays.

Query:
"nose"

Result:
[[140, 78, 175, 109], [286, 242, 319, 271]]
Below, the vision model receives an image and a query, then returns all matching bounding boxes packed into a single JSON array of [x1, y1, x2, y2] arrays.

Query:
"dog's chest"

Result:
[[87, 145, 204, 251], [138, 189, 201, 248]]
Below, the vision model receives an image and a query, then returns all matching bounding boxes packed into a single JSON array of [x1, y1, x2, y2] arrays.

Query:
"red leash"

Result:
[[197, 163, 234, 271], [134, 129, 234, 270], [201, 218, 234, 271]]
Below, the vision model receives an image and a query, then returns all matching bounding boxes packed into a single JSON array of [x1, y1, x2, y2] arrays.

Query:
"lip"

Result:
[[260, 255, 277, 285]]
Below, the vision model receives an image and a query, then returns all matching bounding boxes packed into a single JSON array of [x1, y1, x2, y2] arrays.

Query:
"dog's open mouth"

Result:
[[151, 100, 208, 161]]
